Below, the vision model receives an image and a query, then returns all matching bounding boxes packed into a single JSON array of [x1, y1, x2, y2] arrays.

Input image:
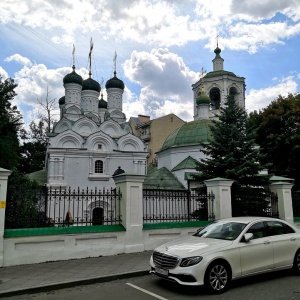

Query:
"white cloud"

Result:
[[5, 54, 32, 66], [0, 66, 9, 79], [1, 0, 300, 54], [123, 48, 198, 120], [246, 76, 298, 112]]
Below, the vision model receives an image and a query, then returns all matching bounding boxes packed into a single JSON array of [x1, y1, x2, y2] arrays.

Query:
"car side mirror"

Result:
[[244, 233, 254, 242]]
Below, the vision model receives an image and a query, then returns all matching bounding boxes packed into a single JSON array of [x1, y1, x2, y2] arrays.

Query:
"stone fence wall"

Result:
[[0, 169, 297, 267]]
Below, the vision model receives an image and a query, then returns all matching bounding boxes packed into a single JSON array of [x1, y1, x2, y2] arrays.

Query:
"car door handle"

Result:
[[264, 240, 270, 244], [290, 237, 296, 241]]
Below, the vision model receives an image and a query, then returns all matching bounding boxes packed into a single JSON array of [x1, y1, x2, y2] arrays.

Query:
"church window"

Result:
[[95, 160, 104, 173], [98, 144, 102, 150], [209, 88, 221, 110]]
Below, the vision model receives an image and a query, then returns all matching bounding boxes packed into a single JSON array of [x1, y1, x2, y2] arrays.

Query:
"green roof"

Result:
[[144, 167, 186, 190], [161, 119, 213, 151], [27, 169, 47, 186], [204, 70, 236, 78], [172, 156, 198, 171]]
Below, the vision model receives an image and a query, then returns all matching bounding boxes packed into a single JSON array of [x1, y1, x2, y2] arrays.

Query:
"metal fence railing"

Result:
[[5, 186, 122, 229], [143, 189, 215, 223]]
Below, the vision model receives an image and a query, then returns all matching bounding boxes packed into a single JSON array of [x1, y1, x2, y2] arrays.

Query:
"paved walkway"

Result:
[[0, 251, 152, 297]]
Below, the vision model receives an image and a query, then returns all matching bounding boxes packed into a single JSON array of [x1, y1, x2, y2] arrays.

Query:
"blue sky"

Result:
[[0, 0, 300, 127]]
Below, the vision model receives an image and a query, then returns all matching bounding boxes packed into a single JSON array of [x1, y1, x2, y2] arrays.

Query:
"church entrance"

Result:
[[92, 207, 104, 225]]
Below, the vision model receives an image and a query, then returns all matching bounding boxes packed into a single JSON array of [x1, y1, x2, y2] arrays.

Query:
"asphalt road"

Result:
[[2, 270, 300, 300]]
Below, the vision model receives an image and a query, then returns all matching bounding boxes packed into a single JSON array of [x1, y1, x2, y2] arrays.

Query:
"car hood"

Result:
[[155, 236, 233, 257]]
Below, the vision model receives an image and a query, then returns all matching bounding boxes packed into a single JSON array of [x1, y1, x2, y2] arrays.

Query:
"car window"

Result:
[[195, 222, 246, 240], [266, 221, 295, 236], [246, 222, 266, 239]]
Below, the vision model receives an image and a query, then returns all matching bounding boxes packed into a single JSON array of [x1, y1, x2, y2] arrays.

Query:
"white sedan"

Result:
[[150, 217, 300, 293]]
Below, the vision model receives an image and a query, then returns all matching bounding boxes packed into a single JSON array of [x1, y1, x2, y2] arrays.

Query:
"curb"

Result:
[[0, 270, 150, 298]]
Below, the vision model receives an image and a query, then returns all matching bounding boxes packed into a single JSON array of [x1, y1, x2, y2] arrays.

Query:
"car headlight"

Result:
[[180, 256, 203, 267]]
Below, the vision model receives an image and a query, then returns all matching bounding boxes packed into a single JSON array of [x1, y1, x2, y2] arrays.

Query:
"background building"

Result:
[[129, 114, 186, 165]]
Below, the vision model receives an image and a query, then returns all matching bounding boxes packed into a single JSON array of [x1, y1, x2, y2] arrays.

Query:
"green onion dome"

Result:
[[58, 96, 65, 105], [82, 77, 101, 93], [105, 71, 125, 90], [63, 65, 83, 85], [196, 92, 210, 106]]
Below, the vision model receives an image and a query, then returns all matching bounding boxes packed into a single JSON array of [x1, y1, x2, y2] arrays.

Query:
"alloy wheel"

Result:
[[207, 264, 229, 292]]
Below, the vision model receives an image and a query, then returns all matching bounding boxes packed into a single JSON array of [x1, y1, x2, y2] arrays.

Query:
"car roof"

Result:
[[216, 216, 282, 224]]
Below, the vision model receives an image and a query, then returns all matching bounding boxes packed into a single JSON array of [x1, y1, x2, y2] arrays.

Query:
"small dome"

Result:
[[161, 119, 213, 151], [98, 98, 107, 109], [214, 46, 221, 56], [113, 166, 125, 176], [105, 71, 125, 90], [58, 96, 65, 105], [196, 93, 210, 106], [82, 77, 101, 93], [63, 65, 83, 86]]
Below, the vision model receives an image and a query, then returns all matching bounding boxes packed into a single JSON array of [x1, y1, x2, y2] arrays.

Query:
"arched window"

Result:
[[209, 88, 221, 110], [229, 87, 237, 97], [95, 160, 104, 173]]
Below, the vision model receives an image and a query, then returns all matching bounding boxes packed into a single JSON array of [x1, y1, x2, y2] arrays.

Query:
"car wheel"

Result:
[[293, 250, 300, 275], [204, 261, 231, 294]]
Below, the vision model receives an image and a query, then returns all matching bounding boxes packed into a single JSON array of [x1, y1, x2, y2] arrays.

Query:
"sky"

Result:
[[0, 0, 300, 127]]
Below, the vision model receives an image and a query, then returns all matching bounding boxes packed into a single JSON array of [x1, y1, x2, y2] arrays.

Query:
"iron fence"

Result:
[[143, 189, 215, 223], [5, 186, 122, 229], [292, 191, 300, 217], [232, 189, 279, 217]]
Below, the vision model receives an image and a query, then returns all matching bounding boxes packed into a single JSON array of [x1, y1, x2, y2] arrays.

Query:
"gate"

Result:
[[232, 189, 278, 217], [292, 190, 300, 217]]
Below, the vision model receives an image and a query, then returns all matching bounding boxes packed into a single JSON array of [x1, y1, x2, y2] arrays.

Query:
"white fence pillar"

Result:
[[204, 178, 234, 220], [113, 174, 145, 253], [0, 167, 12, 267], [269, 182, 294, 224]]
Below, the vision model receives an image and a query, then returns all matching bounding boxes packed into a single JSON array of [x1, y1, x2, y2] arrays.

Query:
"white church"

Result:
[[45, 54, 148, 190], [39, 44, 245, 191], [145, 45, 246, 190]]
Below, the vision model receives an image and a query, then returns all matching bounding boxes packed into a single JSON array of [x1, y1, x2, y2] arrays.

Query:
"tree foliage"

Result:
[[195, 95, 270, 188], [5, 169, 48, 229], [249, 93, 300, 188], [0, 76, 23, 170], [19, 120, 47, 174]]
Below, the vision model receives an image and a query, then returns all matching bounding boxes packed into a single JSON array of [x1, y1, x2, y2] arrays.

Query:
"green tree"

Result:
[[19, 120, 47, 174], [249, 93, 300, 188], [0, 76, 23, 170], [5, 169, 48, 229], [195, 95, 270, 188]]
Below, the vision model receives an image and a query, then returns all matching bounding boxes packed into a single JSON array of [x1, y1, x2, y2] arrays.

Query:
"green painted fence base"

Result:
[[4, 225, 126, 238], [143, 221, 211, 230]]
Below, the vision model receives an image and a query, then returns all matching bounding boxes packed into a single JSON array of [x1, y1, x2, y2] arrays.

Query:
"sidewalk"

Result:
[[0, 251, 152, 297]]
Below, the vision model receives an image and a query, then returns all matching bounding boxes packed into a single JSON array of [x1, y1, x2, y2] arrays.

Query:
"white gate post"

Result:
[[113, 174, 145, 253], [0, 168, 12, 267], [204, 178, 234, 220], [269, 182, 294, 224]]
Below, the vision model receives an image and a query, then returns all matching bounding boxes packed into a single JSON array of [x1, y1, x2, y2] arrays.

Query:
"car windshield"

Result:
[[194, 221, 246, 240]]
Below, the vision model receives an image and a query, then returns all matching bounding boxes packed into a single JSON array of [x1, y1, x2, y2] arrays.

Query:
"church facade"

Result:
[[46, 66, 148, 190]]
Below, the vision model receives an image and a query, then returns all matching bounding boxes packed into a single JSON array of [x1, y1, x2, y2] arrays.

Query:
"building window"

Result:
[[95, 160, 104, 173], [171, 116, 173, 122], [98, 144, 102, 150]]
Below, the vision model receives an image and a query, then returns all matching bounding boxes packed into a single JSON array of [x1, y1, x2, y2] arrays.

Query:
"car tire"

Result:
[[204, 261, 231, 294], [293, 250, 300, 275]]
